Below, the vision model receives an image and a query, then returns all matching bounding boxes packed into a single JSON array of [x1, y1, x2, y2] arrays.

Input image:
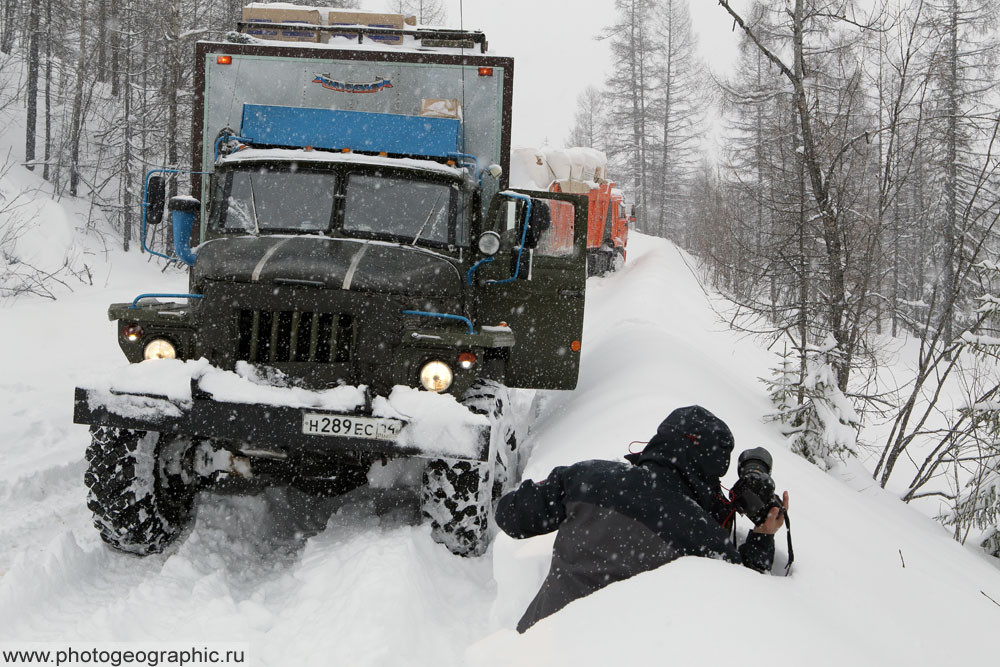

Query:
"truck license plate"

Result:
[[302, 413, 404, 441]]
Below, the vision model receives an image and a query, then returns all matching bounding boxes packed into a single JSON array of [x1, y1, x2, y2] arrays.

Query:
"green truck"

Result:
[[74, 25, 588, 557]]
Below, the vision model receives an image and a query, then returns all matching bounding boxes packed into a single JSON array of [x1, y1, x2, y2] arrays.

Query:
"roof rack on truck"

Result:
[[236, 21, 489, 52]]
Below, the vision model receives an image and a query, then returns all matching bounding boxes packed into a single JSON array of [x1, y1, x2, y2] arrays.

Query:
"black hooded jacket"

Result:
[[495, 406, 775, 633]]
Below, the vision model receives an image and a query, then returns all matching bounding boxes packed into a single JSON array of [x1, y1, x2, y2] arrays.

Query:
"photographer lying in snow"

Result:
[[495, 405, 789, 633]]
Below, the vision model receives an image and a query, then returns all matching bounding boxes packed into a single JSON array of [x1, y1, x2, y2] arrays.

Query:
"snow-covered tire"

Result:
[[421, 381, 519, 557], [84, 426, 195, 556], [611, 248, 626, 272]]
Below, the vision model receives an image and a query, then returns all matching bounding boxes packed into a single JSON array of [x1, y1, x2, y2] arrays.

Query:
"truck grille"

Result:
[[236, 310, 355, 364]]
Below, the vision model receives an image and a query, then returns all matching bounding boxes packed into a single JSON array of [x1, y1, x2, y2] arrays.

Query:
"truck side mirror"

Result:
[[169, 196, 201, 267], [146, 176, 167, 226], [522, 200, 551, 249], [629, 204, 637, 225]]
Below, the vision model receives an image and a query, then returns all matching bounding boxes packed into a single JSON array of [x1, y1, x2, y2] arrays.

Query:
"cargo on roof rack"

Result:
[[236, 21, 489, 52]]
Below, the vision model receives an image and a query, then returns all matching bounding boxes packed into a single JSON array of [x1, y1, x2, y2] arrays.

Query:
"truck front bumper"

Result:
[[73, 380, 490, 463]]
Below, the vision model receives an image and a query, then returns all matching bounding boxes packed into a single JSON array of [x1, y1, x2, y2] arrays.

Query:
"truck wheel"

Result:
[[612, 248, 626, 272], [84, 426, 196, 556], [587, 250, 614, 277], [421, 381, 519, 556], [586, 252, 604, 277]]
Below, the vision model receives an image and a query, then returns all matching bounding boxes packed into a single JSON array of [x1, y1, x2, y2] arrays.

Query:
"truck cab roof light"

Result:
[[217, 55, 232, 65], [478, 67, 493, 77]]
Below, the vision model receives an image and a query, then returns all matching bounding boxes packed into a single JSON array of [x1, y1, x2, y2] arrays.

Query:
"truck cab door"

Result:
[[474, 190, 588, 390]]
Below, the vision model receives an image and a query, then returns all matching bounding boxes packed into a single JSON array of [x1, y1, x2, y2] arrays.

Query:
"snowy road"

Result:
[[3, 234, 1000, 666]]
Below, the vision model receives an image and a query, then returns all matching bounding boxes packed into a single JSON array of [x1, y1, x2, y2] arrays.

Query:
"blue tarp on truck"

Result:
[[240, 104, 461, 158]]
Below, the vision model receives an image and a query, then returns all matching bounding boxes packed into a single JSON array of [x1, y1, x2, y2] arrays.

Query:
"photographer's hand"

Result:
[[752, 491, 789, 535]]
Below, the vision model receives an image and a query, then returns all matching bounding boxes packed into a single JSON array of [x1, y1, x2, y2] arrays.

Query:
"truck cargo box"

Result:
[[192, 40, 514, 237]]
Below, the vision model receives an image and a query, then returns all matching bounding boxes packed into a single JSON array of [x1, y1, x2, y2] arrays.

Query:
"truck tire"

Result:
[[587, 249, 615, 277], [84, 426, 195, 555], [612, 248, 626, 272], [421, 381, 519, 556], [586, 251, 602, 277]]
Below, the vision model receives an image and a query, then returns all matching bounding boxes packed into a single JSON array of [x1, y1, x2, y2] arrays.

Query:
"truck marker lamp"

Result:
[[420, 361, 453, 393], [458, 352, 477, 370], [122, 324, 144, 342], [216, 56, 232, 65], [379, 152, 388, 157], [571, 340, 582, 352], [144, 338, 177, 361], [478, 67, 493, 77], [341, 148, 352, 153]]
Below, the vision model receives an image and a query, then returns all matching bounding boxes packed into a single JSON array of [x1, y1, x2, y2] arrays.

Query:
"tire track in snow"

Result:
[[0, 457, 90, 577], [0, 487, 496, 665]]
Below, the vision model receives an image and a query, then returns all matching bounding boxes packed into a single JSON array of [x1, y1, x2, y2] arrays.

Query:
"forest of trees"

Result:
[[572, 0, 1000, 555], [1, 0, 998, 555]]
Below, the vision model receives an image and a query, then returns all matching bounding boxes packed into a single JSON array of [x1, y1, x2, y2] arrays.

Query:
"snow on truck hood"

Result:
[[218, 148, 466, 178]]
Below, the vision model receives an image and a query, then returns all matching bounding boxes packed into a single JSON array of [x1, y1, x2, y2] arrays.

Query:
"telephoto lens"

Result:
[[731, 447, 782, 526], [738, 447, 773, 477]]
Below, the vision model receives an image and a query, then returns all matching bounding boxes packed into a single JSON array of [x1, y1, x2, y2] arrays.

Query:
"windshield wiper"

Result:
[[248, 173, 261, 234], [411, 192, 446, 246]]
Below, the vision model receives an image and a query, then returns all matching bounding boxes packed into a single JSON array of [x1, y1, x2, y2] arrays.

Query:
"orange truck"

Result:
[[511, 147, 632, 276]]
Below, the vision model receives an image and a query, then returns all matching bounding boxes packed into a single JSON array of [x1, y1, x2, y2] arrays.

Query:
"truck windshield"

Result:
[[343, 173, 465, 247], [214, 168, 336, 233]]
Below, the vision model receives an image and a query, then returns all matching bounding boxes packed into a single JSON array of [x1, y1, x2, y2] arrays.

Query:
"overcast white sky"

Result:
[[457, 0, 743, 147], [360, 1, 744, 146]]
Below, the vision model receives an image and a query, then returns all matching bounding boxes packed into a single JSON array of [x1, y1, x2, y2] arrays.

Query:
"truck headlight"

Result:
[[144, 338, 177, 360], [477, 231, 501, 256], [419, 360, 453, 392]]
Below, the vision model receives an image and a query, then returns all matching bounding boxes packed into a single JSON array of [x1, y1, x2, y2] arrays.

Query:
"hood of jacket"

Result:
[[625, 405, 735, 509]]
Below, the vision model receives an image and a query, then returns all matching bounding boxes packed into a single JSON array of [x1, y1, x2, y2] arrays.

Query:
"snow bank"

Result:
[[1, 197, 74, 273], [470, 234, 1000, 666], [0, 179, 87, 300]]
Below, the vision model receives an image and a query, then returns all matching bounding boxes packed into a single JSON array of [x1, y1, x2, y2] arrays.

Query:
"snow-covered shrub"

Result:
[[940, 289, 1000, 556], [943, 411, 1000, 557], [765, 337, 859, 470]]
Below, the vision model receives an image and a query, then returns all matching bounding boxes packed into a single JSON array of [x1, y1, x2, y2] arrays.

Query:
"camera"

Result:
[[730, 447, 784, 526]]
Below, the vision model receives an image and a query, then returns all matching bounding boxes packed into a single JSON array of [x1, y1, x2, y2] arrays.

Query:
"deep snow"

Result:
[[2, 231, 1000, 666]]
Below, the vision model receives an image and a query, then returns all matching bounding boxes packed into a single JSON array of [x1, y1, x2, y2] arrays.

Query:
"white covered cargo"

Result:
[[510, 146, 608, 190]]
